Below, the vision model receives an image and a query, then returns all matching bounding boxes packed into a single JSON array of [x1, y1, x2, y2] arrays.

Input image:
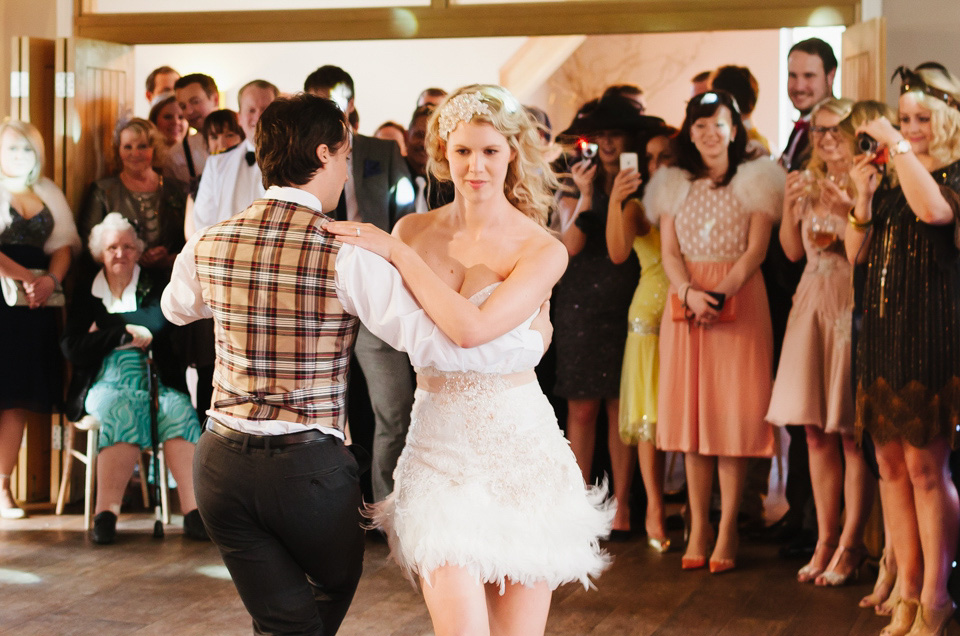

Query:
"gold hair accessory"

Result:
[[438, 91, 492, 140]]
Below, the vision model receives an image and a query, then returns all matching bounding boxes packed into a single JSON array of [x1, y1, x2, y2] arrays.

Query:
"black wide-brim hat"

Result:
[[559, 94, 666, 139]]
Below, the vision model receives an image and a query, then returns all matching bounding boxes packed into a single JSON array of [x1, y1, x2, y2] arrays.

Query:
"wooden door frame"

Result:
[[74, 0, 860, 44]]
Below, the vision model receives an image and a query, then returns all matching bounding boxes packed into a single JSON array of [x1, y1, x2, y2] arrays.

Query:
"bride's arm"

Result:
[[327, 220, 567, 348]]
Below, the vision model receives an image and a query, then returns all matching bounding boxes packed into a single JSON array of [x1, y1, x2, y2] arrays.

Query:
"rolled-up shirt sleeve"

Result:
[[161, 231, 213, 324], [334, 243, 543, 373]]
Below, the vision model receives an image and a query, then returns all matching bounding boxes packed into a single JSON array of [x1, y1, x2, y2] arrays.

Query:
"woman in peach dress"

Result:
[[644, 90, 784, 573]]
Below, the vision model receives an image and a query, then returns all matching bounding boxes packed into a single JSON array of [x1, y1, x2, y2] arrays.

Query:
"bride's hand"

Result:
[[325, 221, 401, 262], [529, 300, 553, 350]]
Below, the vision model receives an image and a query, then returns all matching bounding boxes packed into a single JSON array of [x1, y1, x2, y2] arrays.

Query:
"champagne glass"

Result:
[[795, 169, 815, 220]]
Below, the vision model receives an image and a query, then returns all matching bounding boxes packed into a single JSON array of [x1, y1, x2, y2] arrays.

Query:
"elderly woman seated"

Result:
[[61, 213, 205, 544]]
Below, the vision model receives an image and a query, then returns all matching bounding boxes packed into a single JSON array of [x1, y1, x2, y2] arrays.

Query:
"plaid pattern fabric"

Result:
[[194, 198, 358, 429]]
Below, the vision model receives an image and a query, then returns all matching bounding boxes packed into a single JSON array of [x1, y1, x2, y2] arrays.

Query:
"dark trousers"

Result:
[[194, 428, 365, 636]]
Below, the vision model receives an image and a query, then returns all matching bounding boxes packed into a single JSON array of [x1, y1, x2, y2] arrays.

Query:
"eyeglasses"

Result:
[[810, 125, 841, 137]]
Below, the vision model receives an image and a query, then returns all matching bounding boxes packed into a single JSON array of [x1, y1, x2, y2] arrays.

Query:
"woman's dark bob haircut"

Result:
[[256, 93, 348, 188], [675, 89, 748, 186]]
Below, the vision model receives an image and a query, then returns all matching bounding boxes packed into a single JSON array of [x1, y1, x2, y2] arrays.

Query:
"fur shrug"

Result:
[[0, 177, 81, 255], [643, 157, 786, 226]]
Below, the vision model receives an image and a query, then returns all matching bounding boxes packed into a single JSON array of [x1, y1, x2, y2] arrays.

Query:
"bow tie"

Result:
[[793, 119, 810, 133], [245, 150, 256, 166]]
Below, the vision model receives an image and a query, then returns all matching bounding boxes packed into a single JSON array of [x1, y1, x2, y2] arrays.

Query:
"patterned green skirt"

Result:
[[85, 349, 199, 450]]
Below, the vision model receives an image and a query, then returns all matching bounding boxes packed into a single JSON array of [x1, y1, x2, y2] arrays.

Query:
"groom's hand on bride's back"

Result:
[[530, 300, 553, 351]]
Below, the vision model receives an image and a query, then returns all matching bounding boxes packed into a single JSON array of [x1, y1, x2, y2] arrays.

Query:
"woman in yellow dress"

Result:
[[606, 125, 677, 551]]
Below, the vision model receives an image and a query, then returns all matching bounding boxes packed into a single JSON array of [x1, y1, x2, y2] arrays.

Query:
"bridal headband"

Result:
[[437, 91, 492, 140], [893, 65, 960, 111]]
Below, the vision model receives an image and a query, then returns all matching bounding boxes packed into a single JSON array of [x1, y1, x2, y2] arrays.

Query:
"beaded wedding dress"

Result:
[[369, 283, 612, 591]]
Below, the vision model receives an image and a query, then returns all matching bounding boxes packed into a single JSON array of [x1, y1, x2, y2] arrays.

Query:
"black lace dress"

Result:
[[856, 159, 960, 448], [0, 207, 63, 412]]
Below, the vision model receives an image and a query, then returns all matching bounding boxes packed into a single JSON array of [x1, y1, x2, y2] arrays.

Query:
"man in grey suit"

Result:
[[305, 66, 416, 504]]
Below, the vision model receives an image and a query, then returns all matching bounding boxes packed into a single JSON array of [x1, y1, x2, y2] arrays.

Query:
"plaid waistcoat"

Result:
[[194, 198, 358, 429]]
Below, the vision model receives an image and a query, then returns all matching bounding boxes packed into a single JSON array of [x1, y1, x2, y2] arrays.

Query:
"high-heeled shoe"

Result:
[[708, 558, 735, 574], [0, 483, 26, 520], [681, 555, 707, 570], [861, 549, 898, 611], [881, 599, 920, 636], [905, 601, 956, 636], [647, 536, 671, 554], [816, 544, 866, 586], [797, 541, 837, 583], [877, 574, 902, 616]]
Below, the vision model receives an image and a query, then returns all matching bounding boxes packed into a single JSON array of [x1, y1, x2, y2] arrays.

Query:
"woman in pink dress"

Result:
[[766, 97, 878, 588], [644, 90, 784, 572]]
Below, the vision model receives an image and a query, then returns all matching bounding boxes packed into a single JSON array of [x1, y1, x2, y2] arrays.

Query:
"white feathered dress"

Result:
[[368, 283, 613, 592]]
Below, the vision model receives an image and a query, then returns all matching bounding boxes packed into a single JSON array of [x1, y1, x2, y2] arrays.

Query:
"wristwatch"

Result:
[[889, 138, 912, 159]]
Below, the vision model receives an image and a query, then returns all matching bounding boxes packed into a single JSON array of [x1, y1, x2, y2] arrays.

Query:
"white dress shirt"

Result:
[[192, 138, 264, 232], [161, 185, 544, 437]]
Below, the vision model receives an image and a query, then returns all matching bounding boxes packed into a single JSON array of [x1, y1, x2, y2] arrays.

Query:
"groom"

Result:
[[161, 93, 547, 636]]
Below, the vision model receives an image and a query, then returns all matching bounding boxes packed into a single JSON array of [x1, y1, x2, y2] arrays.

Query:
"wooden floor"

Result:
[[2, 505, 958, 636]]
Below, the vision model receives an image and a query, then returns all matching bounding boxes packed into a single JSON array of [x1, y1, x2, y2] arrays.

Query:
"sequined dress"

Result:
[[553, 191, 640, 399], [766, 209, 854, 433], [856, 159, 960, 448], [0, 206, 63, 412], [657, 178, 775, 457], [369, 284, 612, 590], [619, 227, 668, 444]]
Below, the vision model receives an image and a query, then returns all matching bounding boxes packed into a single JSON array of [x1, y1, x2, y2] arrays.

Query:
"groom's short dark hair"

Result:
[[256, 93, 348, 188]]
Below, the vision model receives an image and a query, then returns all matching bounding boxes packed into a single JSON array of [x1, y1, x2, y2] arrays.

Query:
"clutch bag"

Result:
[[1, 269, 65, 307], [669, 293, 735, 322]]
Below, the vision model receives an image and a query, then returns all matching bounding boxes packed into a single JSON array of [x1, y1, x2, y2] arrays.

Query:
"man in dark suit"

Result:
[[304, 65, 417, 504], [406, 104, 454, 213], [761, 37, 837, 549]]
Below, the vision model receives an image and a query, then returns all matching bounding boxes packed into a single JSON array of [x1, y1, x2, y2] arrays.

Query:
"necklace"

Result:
[[878, 220, 893, 318]]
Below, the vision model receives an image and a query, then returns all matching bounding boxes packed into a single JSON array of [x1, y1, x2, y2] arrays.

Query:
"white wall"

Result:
[[134, 37, 526, 136], [527, 30, 783, 151], [883, 0, 960, 105]]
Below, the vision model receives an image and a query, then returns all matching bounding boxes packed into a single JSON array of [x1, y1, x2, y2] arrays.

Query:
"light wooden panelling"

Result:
[[74, 0, 858, 45]]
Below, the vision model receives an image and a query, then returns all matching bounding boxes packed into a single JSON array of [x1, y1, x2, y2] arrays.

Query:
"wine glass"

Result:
[[808, 213, 840, 251]]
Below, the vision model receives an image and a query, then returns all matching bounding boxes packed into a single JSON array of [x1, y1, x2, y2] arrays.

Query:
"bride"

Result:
[[327, 84, 611, 635]]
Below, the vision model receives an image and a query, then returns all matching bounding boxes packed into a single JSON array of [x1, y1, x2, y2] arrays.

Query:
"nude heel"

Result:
[[881, 599, 920, 636], [905, 601, 956, 636]]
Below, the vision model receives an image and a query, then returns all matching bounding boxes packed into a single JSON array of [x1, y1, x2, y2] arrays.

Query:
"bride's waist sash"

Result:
[[415, 369, 537, 393]]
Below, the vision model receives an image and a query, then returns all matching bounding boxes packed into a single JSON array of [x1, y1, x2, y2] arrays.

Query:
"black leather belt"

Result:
[[209, 419, 335, 449]]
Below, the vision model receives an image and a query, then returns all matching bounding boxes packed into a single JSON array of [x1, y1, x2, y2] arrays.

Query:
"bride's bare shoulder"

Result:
[[393, 208, 444, 242], [514, 214, 567, 269]]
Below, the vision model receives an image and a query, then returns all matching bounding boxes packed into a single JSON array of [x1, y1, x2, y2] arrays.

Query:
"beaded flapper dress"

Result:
[[369, 284, 613, 591], [619, 226, 668, 444], [856, 159, 960, 448]]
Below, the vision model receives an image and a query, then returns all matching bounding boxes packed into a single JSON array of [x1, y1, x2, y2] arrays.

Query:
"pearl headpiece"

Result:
[[437, 91, 492, 140]]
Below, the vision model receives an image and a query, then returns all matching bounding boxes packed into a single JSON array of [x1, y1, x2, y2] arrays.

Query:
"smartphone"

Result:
[[619, 152, 639, 172]]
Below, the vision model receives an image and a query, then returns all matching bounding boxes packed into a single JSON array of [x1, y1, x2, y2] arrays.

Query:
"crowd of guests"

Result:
[[0, 39, 959, 635]]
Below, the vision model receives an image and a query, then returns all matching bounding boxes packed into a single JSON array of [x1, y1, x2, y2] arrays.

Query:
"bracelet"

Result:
[[44, 273, 61, 289], [678, 282, 692, 307], [848, 211, 873, 230]]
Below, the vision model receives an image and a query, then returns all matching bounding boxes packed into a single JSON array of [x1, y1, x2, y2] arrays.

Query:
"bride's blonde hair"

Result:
[[426, 84, 558, 227]]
